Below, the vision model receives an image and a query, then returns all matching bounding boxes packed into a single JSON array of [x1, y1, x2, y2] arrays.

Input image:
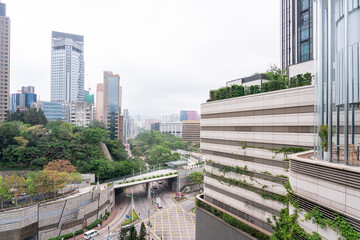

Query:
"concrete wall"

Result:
[[196, 207, 255, 240], [0, 185, 115, 240], [200, 86, 315, 235]]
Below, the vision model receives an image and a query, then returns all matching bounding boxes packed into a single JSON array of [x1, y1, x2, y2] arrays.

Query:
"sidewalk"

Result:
[[74, 192, 126, 240]]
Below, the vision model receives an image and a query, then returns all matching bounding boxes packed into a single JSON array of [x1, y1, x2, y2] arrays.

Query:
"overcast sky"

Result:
[[7, 0, 280, 119]]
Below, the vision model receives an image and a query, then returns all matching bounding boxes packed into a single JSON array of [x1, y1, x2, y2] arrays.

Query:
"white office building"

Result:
[[51, 31, 84, 103]]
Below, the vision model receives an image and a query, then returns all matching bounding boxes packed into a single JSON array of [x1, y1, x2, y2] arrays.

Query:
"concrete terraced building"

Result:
[[196, 85, 314, 239]]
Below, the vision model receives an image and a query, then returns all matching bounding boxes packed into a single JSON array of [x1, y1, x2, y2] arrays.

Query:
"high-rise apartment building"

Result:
[[69, 102, 93, 126], [0, 1, 9, 122], [103, 71, 122, 140], [51, 31, 84, 103], [123, 109, 129, 143], [96, 83, 104, 121], [281, 0, 314, 77]]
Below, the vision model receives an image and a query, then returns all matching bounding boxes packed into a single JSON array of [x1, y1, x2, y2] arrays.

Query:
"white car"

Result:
[[84, 230, 99, 239]]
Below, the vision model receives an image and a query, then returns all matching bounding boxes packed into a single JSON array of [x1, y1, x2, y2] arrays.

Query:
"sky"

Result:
[[7, 0, 280, 119]]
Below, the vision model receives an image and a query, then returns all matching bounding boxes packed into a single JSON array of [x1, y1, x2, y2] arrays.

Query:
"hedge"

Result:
[[208, 73, 312, 102], [86, 219, 102, 230]]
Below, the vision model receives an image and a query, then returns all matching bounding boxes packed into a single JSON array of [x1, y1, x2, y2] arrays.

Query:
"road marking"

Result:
[[181, 204, 191, 240], [161, 207, 164, 239], [179, 204, 196, 231], [166, 207, 173, 240], [174, 205, 182, 239]]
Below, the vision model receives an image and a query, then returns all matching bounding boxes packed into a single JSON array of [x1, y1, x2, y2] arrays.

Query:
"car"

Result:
[[84, 230, 99, 239], [152, 185, 157, 189], [157, 181, 162, 184], [176, 192, 185, 196]]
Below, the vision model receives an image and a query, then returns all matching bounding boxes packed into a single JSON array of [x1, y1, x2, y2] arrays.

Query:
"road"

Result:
[[89, 181, 196, 240]]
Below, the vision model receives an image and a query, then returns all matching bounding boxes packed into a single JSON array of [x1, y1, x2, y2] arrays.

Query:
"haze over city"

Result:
[[8, 0, 280, 117]]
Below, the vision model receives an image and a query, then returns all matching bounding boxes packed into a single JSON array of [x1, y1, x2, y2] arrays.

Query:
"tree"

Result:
[[119, 228, 128, 240], [43, 170, 63, 198], [44, 159, 77, 173], [138, 222, 146, 240], [188, 171, 204, 190], [25, 177, 36, 204], [87, 120, 106, 130], [0, 178, 9, 209], [23, 108, 48, 126], [129, 225, 137, 240], [4, 174, 25, 206]]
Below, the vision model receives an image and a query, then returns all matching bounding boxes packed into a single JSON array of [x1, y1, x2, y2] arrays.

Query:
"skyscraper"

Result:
[[103, 71, 122, 140], [51, 31, 84, 103], [281, 0, 314, 77], [0, 1, 9, 122], [11, 86, 37, 111], [96, 83, 104, 121]]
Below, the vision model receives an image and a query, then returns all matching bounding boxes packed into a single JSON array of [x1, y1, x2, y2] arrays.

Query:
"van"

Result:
[[84, 230, 99, 239]]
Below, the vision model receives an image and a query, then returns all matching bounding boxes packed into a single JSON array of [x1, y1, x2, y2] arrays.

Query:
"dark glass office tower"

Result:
[[281, 0, 314, 76]]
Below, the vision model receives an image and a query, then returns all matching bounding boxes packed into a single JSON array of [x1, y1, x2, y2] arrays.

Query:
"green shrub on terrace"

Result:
[[207, 69, 312, 102]]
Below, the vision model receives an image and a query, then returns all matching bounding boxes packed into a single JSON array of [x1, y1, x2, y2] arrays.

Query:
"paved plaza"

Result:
[[146, 204, 196, 240]]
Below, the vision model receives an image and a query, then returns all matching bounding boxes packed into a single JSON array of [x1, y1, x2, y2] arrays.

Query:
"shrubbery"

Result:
[[207, 68, 312, 102]]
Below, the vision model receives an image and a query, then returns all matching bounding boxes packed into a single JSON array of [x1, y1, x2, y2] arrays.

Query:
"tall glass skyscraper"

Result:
[[315, 0, 360, 165], [103, 71, 123, 140], [0, 1, 10, 122], [51, 31, 84, 103], [281, 0, 314, 77]]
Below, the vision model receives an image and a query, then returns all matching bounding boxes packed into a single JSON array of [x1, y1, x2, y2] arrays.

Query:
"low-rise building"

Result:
[[226, 73, 269, 87], [182, 120, 200, 143], [160, 122, 182, 137], [34, 101, 69, 122]]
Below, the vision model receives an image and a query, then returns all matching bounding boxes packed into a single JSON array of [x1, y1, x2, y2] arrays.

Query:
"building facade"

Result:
[[10, 86, 37, 111], [85, 90, 94, 104], [69, 102, 93, 126], [162, 114, 180, 122], [96, 83, 104, 122], [144, 119, 158, 131], [103, 71, 122, 140], [160, 122, 182, 137], [36, 101, 69, 122], [196, 85, 315, 240], [286, 2, 360, 238], [281, 0, 315, 77], [0, 1, 9, 122], [180, 110, 198, 121], [51, 31, 84, 103], [182, 120, 200, 143], [226, 74, 269, 87]]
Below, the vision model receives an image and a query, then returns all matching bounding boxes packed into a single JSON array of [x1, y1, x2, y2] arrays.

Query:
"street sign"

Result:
[[126, 214, 130, 219]]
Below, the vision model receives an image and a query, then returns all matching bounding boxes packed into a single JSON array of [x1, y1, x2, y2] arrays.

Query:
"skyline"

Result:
[[7, 0, 280, 117]]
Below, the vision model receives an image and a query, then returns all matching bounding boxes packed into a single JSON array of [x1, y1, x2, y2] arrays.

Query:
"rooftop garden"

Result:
[[207, 66, 312, 102]]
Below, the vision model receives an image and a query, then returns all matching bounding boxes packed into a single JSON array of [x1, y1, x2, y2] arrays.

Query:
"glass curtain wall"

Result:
[[315, 0, 360, 166]]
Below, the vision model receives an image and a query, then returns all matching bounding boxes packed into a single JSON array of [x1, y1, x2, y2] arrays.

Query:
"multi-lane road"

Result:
[[92, 180, 196, 240]]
